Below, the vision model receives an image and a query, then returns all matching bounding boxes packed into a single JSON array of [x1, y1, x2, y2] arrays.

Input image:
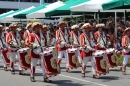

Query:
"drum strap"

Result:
[[99, 32, 107, 48], [11, 32, 20, 47], [72, 32, 80, 45], [59, 30, 67, 42], [33, 33, 43, 52], [83, 33, 93, 48]]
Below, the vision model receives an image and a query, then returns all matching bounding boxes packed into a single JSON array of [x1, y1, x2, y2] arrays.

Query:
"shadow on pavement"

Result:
[[99, 76, 120, 82], [52, 80, 86, 86]]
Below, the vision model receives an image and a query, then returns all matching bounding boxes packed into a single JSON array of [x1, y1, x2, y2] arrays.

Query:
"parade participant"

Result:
[[79, 23, 97, 78], [23, 23, 32, 47], [69, 25, 81, 65], [0, 25, 8, 71], [40, 25, 52, 82], [28, 22, 51, 82], [94, 24, 111, 50], [122, 28, 130, 75], [56, 22, 70, 72], [6, 23, 24, 75], [23, 23, 32, 41]]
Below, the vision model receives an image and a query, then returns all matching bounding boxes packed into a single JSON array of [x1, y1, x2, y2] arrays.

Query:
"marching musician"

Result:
[[69, 25, 81, 65], [23, 23, 32, 47], [56, 22, 70, 72], [0, 25, 8, 71], [28, 22, 51, 82], [122, 28, 130, 75], [40, 25, 52, 82], [6, 23, 24, 75], [94, 24, 111, 50], [79, 23, 97, 78]]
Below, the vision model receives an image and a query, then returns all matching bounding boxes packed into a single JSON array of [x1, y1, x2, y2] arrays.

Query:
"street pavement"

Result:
[[0, 58, 130, 86]]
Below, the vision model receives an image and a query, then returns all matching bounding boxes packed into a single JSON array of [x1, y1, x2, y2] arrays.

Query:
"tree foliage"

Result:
[[60, 0, 68, 2]]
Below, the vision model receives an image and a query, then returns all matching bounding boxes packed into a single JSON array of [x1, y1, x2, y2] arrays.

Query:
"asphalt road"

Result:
[[0, 58, 130, 86]]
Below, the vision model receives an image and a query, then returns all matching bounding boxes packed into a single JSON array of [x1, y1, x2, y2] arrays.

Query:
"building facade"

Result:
[[0, 0, 58, 14]]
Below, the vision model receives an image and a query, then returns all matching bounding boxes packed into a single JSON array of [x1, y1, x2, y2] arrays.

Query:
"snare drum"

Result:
[[94, 50, 109, 75], [41, 50, 60, 77], [67, 48, 79, 69], [17, 48, 31, 69], [106, 48, 118, 68], [1, 49, 10, 65]]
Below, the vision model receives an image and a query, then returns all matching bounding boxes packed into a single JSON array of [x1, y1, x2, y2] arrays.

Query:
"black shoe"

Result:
[[81, 73, 85, 78], [19, 70, 25, 75], [66, 68, 71, 73], [30, 77, 35, 82], [93, 75, 99, 79], [11, 70, 15, 75], [4, 67, 8, 71], [122, 71, 126, 75], [44, 78, 52, 83]]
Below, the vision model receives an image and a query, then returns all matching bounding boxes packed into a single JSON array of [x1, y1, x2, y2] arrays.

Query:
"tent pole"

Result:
[[76, 17, 78, 24], [124, 10, 126, 24], [83, 13, 85, 23], [97, 14, 99, 23], [94, 13, 96, 19], [115, 11, 117, 38]]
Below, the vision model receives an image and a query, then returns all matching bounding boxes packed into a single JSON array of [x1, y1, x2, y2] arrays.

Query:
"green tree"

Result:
[[60, 0, 68, 2]]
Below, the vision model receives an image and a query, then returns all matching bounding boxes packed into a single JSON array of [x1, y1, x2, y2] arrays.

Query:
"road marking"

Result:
[[0, 60, 107, 86], [36, 69, 107, 86]]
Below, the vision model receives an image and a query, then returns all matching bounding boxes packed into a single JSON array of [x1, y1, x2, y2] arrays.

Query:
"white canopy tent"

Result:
[[26, 1, 65, 19], [0, 6, 35, 22], [70, 0, 130, 12], [0, 10, 14, 17]]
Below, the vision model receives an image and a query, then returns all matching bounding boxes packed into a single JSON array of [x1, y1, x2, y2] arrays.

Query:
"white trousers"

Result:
[[31, 58, 45, 75], [77, 49, 82, 63], [82, 56, 96, 72], [0, 51, 6, 67], [123, 55, 130, 66], [58, 50, 68, 66], [9, 52, 22, 70]]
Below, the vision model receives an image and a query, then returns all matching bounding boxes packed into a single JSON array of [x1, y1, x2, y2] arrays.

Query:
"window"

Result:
[[20, 0, 31, 2], [32, 0, 39, 2]]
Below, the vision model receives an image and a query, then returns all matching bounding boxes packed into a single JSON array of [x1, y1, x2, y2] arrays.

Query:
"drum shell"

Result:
[[67, 48, 79, 69], [42, 50, 60, 77], [18, 48, 31, 69]]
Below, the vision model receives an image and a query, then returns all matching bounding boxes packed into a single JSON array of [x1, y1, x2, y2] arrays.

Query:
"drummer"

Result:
[[28, 22, 51, 83], [6, 23, 24, 75], [79, 23, 97, 78], [69, 25, 81, 66], [23, 23, 32, 47], [94, 24, 111, 50], [56, 22, 70, 72], [122, 28, 130, 75], [0, 25, 7, 71]]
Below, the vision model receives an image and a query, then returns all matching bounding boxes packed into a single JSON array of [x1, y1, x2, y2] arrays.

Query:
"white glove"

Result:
[[107, 41, 111, 45], [13, 42, 18, 47], [99, 44, 105, 48], [128, 46, 130, 49], [21, 40, 24, 44], [87, 46, 93, 51], [65, 44, 70, 47], [33, 43, 40, 48]]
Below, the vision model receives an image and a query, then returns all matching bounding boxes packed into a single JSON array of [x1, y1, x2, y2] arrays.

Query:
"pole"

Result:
[[94, 13, 96, 19], [83, 13, 85, 23], [115, 11, 117, 38], [18, 0, 20, 9], [40, 0, 44, 5], [124, 10, 126, 24]]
